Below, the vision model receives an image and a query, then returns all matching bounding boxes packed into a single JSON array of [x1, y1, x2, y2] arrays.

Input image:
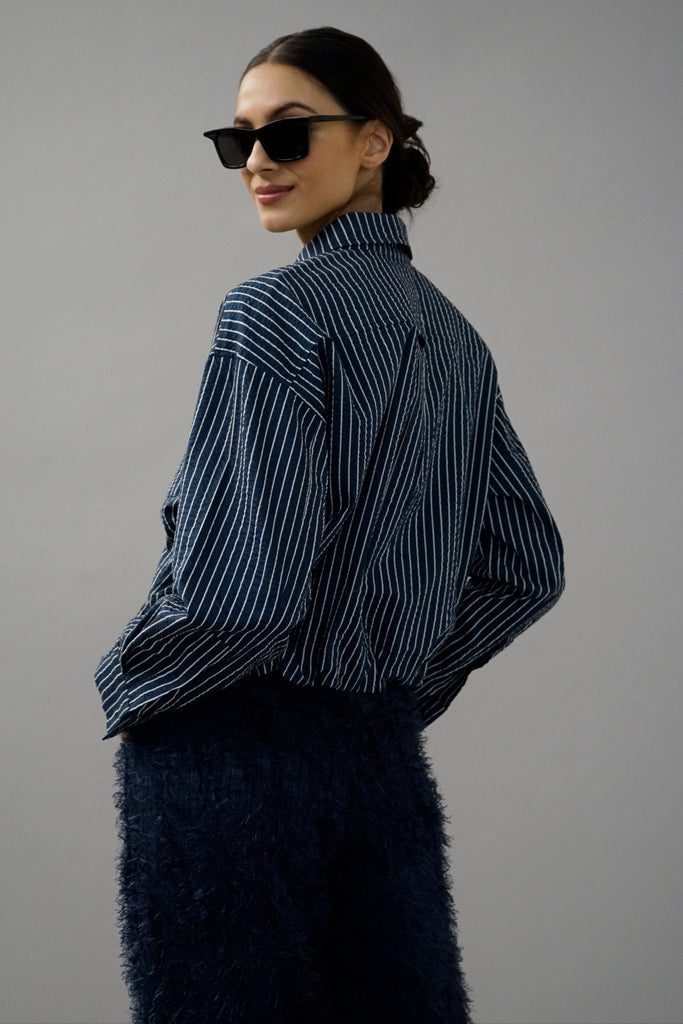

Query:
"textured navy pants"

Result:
[[114, 672, 471, 1023]]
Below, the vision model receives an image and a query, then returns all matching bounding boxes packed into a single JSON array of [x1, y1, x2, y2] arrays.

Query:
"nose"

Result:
[[245, 137, 276, 174]]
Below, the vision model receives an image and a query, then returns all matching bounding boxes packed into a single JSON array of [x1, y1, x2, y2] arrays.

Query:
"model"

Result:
[[95, 25, 565, 1024]]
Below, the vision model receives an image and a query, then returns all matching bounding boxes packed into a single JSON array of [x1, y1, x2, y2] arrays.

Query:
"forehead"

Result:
[[236, 62, 343, 122]]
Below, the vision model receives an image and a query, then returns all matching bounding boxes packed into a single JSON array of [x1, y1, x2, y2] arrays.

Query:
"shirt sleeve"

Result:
[[95, 281, 328, 737], [418, 387, 565, 725]]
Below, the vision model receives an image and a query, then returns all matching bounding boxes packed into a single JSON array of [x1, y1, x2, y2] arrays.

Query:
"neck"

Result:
[[297, 193, 383, 247]]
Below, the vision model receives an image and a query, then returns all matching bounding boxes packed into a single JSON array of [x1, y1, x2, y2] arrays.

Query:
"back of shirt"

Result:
[[95, 212, 564, 738]]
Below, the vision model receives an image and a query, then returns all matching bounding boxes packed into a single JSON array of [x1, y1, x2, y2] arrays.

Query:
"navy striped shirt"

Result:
[[95, 211, 564, 738]]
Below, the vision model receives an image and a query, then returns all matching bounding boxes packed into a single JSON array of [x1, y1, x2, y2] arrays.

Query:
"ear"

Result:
[[360, 120, 393, 169]]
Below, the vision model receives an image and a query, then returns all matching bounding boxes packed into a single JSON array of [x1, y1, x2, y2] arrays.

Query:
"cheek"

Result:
[[307, 151, 357, 199]]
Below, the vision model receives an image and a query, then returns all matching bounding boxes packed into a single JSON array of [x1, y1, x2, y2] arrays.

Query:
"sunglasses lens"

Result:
[[215, 131, 253, 168], [261, 118, 310, 162]]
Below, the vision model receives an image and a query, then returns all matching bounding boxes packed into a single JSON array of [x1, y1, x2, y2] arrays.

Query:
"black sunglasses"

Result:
[[203, 115, 368, 169]]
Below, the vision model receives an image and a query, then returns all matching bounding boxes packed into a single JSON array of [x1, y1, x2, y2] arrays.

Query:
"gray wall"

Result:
[[2, 2, 682, 1022]]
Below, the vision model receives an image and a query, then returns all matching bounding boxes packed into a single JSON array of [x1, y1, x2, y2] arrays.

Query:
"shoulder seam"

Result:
[[207, 347, 326, 422]]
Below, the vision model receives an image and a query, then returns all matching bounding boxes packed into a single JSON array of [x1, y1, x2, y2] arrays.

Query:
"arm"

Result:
[[97, 282, 328, 737], [418, 388, 565, 725]]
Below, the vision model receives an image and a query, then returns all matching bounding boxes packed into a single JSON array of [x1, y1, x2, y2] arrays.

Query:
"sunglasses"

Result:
[[203, 115, 368, 169]]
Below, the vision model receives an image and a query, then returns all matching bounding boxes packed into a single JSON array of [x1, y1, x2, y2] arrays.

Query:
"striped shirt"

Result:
[[95, 211, 564, 739]]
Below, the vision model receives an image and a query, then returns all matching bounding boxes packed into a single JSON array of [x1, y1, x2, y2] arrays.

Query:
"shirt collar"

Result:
[[295, 211, 412, 263]]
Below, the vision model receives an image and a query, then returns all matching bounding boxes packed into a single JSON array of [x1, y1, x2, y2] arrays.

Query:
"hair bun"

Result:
[[383, 118, 435, 214], [389, 144, 435, 213]]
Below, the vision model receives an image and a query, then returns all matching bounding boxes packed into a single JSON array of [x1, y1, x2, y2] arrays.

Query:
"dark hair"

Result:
[[242, 26, 436, 215]]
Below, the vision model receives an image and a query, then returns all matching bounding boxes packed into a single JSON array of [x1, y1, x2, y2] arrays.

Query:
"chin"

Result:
[[255, 209, 296, 234], [260, 220, 295, 234]]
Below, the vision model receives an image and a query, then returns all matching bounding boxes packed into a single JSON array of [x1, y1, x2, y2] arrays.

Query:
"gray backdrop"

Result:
[[2, 1, 682, 1022]]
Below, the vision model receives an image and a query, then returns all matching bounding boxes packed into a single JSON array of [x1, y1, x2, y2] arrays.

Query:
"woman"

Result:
[[97, 26, 564, 1024]]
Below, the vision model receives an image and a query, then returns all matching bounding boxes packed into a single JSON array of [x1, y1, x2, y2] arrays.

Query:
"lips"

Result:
[[254, 184, 294, 205]]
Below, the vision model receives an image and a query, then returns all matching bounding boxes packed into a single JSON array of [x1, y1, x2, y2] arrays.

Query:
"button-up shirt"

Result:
[[95, 211, 564, 738]]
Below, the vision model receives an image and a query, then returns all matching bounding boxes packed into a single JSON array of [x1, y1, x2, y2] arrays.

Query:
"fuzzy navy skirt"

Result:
[[113, 671, 471, 1023]]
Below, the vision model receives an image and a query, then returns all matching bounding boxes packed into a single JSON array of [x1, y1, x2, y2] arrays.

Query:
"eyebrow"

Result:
[[233, 101, 318, 127]]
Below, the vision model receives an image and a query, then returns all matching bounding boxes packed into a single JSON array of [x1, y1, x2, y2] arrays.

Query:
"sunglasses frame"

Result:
[[203, 115, 368, 169]]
